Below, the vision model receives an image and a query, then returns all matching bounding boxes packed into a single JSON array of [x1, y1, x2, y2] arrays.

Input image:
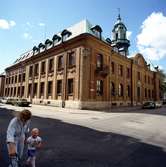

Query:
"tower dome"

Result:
[[111, 13, 130, 56]]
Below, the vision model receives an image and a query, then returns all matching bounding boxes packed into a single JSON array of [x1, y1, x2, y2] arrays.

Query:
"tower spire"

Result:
[[117, 8, 121, 21], [111, 11, 130, 56]]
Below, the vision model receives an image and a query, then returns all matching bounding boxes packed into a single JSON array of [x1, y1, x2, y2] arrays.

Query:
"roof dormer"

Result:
[[91, 25, 102, 39], [61, 29, 72, 42]]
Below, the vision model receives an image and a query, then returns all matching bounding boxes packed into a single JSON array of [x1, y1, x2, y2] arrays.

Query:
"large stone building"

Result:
[[4, 16, 162, 109], [0, 74, 5, 97]]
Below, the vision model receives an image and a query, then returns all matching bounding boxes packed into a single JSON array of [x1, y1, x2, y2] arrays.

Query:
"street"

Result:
[[1, 104, 166, 167]]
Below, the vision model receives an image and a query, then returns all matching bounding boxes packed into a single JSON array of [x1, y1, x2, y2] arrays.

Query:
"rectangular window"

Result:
[[40, 82, 45, 96], [41, 61, 46, 74], [15, 75, 17, 83], [127, 68, 130, 78], [48, 81, 52, 96], [5, 88, 7, 96], [18, 74, 21, 83], [96, 54, 103, 69], [68, 52, 75, 67], [127, 85, 130, 97], [48, 59, 54, 73], [137, 72, 141, 80], [58, 55, 63, 70], [28, 84, 32, 96], [14, 87, 16, 96], [29, 66, 33, 77], [144, 75, 146, 83], [111, 62, 115, 74], [57, 80, 62, 95], [6, 78, 8, 85], [68, 79, 73, 95], [23, 73, 26, 82], [21, 86, 24, 97], [34, 63, 39, 76], [11, 87, 13, 96], [96, 80, 103, 96], [12, 76, 14, 84], [145, 88, 147, 98], [137, 87, 140, 98], [148, 89, 151, 98], [34, 83, 38, 96], [18, 87, 20, 96]]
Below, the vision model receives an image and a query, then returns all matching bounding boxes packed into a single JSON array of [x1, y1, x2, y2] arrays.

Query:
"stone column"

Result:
[[37, 62, 41, 98], [44, 59, 49, 99], [52, 56, 57, 99]]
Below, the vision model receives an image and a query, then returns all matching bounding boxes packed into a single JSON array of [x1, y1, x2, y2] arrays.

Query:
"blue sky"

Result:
[[0, 0, 166, 73]]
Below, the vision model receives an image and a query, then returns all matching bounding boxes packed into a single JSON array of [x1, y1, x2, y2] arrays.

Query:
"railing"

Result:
[[95, 65, 109, 77]]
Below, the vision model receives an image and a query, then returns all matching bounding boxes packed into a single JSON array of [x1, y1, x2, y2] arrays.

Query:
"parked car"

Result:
[[142, 101, 162, 109], [6, 98, 15, 104], [12, 98, 30, 107], [0, 97, 8, 104], [142, 101, 156, 109]]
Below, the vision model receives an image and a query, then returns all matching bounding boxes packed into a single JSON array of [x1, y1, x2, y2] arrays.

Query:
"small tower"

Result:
[[111, 12, 130, 56]]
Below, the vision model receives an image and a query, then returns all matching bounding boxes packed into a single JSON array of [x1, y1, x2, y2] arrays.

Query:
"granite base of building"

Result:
[[32, 99, 113, 110]]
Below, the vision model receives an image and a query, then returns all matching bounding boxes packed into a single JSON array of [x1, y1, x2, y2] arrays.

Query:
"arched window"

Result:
[[111, 82, 115, 96], [118, 84, 123, 96], [137, 87, 141, 98], [127, 85, 130, 97], [96, 54, 103, 69]]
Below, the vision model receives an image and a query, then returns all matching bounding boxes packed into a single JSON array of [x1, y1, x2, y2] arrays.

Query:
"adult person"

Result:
[[6, 109, 32, 167]]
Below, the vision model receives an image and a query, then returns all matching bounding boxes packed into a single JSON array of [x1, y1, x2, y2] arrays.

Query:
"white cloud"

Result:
[[10, 20, 16, 27], [0, 19, 16, 29], [23, 32, 32, 40], [38, 23, 45, 27], [126, 31, 132, 40], [137, 12, 166, 60]]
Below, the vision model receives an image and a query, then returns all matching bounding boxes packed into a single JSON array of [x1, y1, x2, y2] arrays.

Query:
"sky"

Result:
[[0, 0, 166, 73]]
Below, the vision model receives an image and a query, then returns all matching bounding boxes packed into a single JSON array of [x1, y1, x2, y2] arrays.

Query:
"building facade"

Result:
[[0, 74, 5, 97], [4, 18, 162, 109]]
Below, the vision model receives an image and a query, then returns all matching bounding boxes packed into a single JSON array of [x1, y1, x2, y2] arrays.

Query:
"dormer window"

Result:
[[33, 46, 39, 55], [45, 39, 53, 49], [61, 29, 72, 42], [106, 38, 112, 44], [52, 34, 61, 46], [91, 25, 102, 39], [38, 43, 45, 52]]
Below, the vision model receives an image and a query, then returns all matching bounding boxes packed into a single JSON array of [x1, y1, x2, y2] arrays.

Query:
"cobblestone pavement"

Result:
[[1, 104, 166, 167]]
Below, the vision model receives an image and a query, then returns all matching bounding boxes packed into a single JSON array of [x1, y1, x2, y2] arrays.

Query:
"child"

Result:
[[26, 128, 42, 167]]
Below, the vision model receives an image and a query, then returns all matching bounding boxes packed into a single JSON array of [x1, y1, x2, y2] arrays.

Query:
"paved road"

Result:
[[1, 104, 166, 167]]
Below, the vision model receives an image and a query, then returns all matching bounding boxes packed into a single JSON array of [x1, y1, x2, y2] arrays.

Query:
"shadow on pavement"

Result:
[[1, 107, 166, 167], [105, 105, 166, 116]]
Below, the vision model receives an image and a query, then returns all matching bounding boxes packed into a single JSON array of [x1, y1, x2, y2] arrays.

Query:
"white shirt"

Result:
[[27, 136, 42, 150], [6, 117, 30, 143]]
